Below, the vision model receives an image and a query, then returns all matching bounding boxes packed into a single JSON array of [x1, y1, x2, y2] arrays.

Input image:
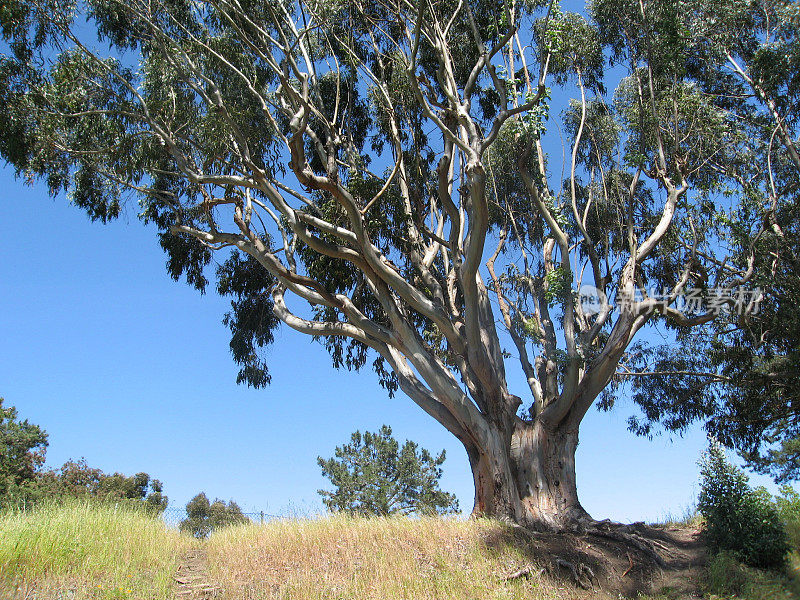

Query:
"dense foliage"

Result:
[[318, 425, 458, 516], [32, 459, 168, 511], [179, 492, 249, 538], [607, 0, 800, 483], [776, 485, 800, 551], [698, 442, 789, 570], [0, 398, 48, 502]]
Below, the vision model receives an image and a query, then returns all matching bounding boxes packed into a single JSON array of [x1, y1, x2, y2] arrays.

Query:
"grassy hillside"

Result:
[[204, 515, 568, 600], [2, 501, 799, 600], [0, 500, 190, 600]]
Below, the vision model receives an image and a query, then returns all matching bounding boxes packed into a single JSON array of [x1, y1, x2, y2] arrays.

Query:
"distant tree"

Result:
[[179, 493, 249, 538], [318, 425, 458, 516], [34, 458, 168, 511], [96, 469, 168, 512], [0, 398, 48, 503]]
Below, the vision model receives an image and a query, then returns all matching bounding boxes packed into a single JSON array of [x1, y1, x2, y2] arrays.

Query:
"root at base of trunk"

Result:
[[551, 557, 596, 589], [493, 517, 691, 597], [584, 520, 668, 568], [502, 556, 595, 590]]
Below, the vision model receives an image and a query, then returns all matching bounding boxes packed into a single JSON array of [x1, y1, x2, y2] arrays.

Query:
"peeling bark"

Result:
[[468, 416, 589, 530]]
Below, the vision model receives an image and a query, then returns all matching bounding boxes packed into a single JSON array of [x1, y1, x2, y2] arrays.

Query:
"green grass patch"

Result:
[[704, 552, 800, 600], [0, 499, 191, 599]]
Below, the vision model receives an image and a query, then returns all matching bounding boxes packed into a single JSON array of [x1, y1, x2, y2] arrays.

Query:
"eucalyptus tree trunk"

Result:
[[460, 305, 642, 529], [513, 421, 586, 527], [466, 414, 586, 528]]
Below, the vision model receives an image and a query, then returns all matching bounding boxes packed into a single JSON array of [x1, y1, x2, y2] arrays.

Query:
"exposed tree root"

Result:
[[489, 515, 705, 598], [584, 524, 667, 568], [621, 552, 634, 578], [551, 557, 595, 589], [511, 516, 668, 570], [503, 565, 545, 581]]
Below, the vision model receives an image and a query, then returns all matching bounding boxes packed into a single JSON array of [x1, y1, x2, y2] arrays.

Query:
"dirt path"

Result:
[[174, 549, 221, 599], [646, 526, 706, 598]]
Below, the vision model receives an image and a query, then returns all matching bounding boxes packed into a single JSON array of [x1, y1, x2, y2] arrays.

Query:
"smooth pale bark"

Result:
[[462, 305, 644, 529], [467, 418, 588, 529]]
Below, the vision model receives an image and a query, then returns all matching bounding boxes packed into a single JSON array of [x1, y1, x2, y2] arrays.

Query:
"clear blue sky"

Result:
[[0, 164, 783, 521]]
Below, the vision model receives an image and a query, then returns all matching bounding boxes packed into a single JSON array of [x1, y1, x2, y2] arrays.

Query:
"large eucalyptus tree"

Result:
[[0, 0, 792, 527]]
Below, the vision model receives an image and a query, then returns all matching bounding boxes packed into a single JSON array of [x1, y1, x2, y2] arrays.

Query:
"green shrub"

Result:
[[698, 441, 789, 569], [776, 485, 800, 552]]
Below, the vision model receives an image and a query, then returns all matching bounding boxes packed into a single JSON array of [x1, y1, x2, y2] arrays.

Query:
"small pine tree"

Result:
[[698, 441, 789, 569], [179, 493, 249, 538], [317, 425, 459, 516]]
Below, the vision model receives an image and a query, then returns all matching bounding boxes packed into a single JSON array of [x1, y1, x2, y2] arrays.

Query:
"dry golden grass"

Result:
[[203, 515, 602, 600], [1, 504, 711, 599]]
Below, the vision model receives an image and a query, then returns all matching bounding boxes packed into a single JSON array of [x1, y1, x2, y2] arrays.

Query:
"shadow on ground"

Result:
[[483, 521, 706, 598]]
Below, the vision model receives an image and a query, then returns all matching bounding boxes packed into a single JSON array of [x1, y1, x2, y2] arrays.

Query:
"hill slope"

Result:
[[5, 503, 796, 599]]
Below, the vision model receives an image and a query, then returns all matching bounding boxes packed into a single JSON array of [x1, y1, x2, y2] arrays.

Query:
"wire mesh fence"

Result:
[[160, 506, 286, 529]]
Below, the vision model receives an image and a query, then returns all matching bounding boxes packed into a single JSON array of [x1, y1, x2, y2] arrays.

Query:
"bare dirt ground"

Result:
[[486, 521, 707, 598], [174, 549, 220, 599]]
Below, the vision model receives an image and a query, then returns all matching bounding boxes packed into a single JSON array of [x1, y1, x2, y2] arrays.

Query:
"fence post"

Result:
[[260, 511, 264, 524]]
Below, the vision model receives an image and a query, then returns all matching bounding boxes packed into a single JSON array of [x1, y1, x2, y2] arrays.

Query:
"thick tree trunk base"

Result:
[[513, 423, 590, 530], [469, 421, 590, 531]]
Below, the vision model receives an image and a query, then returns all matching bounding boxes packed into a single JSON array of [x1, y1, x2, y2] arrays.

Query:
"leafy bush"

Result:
[[6, 458, 169, 513], [776, 485, 800, 552], [698, 441, 789, 569]]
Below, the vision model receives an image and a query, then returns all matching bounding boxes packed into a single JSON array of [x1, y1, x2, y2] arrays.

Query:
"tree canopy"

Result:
[[608, 0, 800, 482], [1, 0, 797, 526], [35, 458, 169, 511], [318, 425, 459, 516], [179, 492, 249, 538], [0, 398, 48, 502]]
